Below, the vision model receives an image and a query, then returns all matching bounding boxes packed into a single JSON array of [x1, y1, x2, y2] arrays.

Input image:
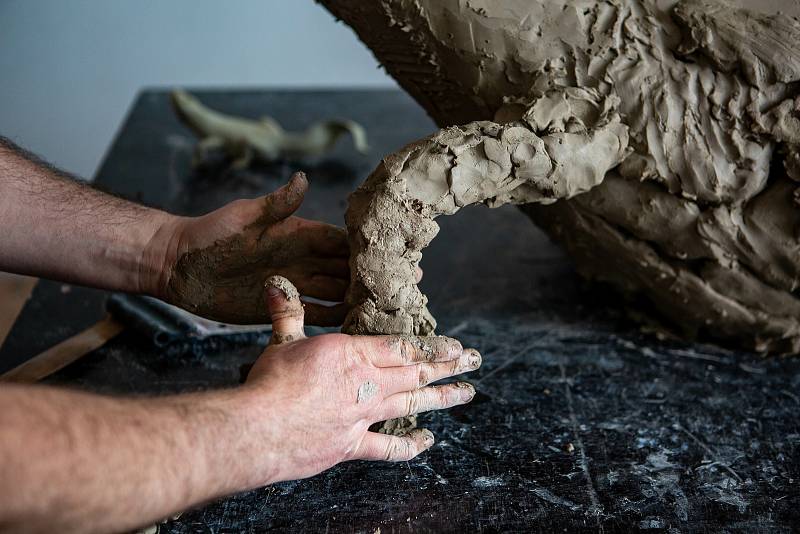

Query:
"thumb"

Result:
[[264, 275, 306, 345], [261, 171, 308, 224]]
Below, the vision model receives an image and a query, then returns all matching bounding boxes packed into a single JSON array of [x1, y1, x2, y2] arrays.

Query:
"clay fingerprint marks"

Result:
[[343, 92, 630, 336], [673, 0, 800, 85], [0, 273, 38, 348], [674, 0, 800, 182]]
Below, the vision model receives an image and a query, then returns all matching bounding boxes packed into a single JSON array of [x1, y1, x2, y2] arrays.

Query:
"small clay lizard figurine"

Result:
[[171, 89, 369, 168]]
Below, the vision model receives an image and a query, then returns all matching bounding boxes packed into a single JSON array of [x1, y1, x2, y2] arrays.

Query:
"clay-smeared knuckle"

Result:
[[399, 336, 418, 363], [388, 335, 459, 364], [384, 335, 414, 363], [405, 335, 454, 363], [428, 335, 462, 362], [348, 336, 374, 367]]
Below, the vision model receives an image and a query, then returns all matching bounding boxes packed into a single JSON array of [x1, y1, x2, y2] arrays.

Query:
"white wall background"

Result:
[[0, 0, 395, 178]]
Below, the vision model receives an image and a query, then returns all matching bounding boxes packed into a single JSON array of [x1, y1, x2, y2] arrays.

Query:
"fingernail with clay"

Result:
[[463, 348, 481, 370], [456, 382, 476, 402], [420, 429, 435, 447], [264, 275, 299, 300], [266, 286, 281, 298]]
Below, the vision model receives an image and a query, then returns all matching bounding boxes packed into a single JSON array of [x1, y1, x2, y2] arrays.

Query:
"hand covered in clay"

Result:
[[152, 171, 350, 325], [242, 276, 481, 483]]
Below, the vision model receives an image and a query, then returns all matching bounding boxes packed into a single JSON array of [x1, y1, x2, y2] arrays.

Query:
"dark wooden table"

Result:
[[3, 89, 798, 532]]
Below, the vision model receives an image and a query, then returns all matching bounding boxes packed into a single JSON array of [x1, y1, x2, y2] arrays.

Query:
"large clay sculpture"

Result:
[[321, 0, 800, 354]]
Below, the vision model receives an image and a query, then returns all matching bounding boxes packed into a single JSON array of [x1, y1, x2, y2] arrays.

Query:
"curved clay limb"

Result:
[[343, 88, 629, 335]]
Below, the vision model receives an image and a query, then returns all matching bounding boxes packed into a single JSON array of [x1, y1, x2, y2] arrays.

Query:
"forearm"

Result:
[[0, 136, 177, 294], [0, 383, 275, 533]]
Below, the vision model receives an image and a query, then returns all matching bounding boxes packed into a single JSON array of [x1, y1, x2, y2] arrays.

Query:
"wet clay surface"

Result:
[[2, 90, 798, 531]]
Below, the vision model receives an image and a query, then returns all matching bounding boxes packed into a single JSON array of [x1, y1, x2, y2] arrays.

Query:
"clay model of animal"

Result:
[[171, 89, 369, 168], [319, 0, 800, 356]]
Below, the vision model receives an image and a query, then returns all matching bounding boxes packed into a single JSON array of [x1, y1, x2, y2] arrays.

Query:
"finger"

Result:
[[382, 349, 481, 395], [306, 223, 350, 258], [355, 335, 464, 367], [264, 275, 306, 344], [303, 301, 349, 327], [379, 382, 476, 420], [415, 266, 423, 283], [261, 171, 308, 224], [294, 275, 348, 302], [353, 428, 435, 462]]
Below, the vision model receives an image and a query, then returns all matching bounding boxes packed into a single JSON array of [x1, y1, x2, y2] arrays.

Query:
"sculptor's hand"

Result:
[[240, 276, 481, 484], [150, 172, 350, 325]]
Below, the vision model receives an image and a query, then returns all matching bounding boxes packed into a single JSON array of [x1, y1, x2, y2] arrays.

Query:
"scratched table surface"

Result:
[[3, 89, 798, 532]]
